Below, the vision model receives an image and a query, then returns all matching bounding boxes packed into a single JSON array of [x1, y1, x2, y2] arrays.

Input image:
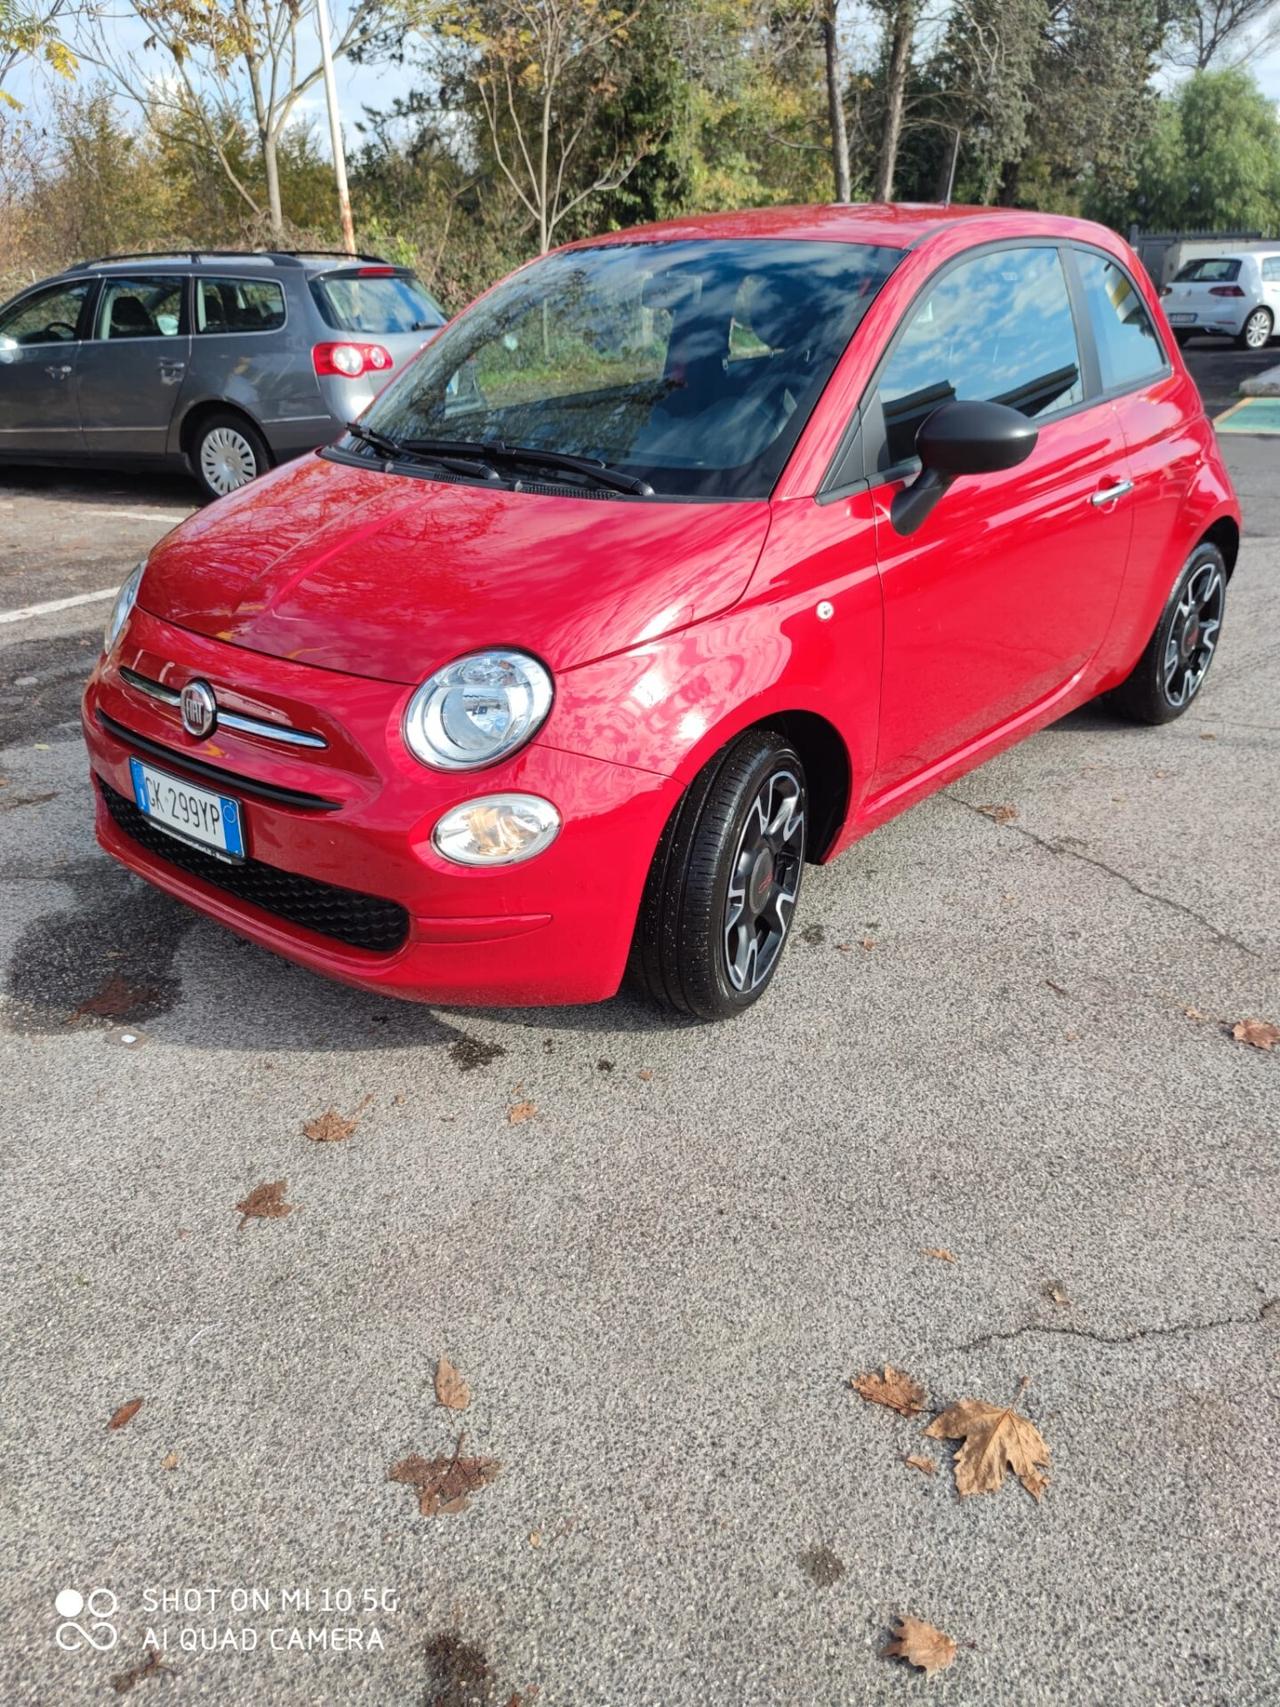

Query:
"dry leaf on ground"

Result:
[[111, 1648, 170, 1693], [161, 1451, 179, 1470], [885, 1615, 958, 1676], [303, 1096, 371, 1142], [1045, 1282, 1071, 1307], [851, 1366, 926, 1416], [72, 976, 159, 1020], [389, 1441, 501, 1516], [235, 1180, 293, 1229], [1232, 1018, 1280, 1051], [507, 1099, 538, 1125], [977, 803, 1018, 825], [904, 1454, 936, 1475], [435, 1356, 471, 1411], [107, 1398, 143, 1430], [922, 1247, 955, 1263], [925, 1396, 1050, 1499]]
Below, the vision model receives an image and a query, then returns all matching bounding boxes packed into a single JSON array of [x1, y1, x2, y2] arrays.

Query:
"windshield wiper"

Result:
[[398, 437, 654, 497], [345, 421, 498, 480]]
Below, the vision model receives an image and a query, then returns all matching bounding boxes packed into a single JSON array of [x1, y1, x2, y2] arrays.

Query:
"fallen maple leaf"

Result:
[[507, 1099, 538, 1125], [922, 1247, 955, 1263], [977, 803, 1018, 825], [161, 1451, 179, 1471], [435, 1355, 471, 1411], [904, 1454, 936, 1475], [107, 1398, 143, 1430], [389, 1440, 501, 1515], [851, 1366, 926, 1417], [235, 1180, 293, 1229], [925, 1396, 1050, 1500], [1232, 1018, 1280, 1052], [72, 975, 160, 1021], [885, 1615, 958, 1676]]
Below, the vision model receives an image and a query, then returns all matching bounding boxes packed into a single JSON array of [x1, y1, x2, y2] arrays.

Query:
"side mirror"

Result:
[[890, 399, 1038, 536]]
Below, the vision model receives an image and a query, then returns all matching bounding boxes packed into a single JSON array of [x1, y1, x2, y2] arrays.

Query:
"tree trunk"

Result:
[[873, 0, 915, 203], [935, 126, 961, 203], [263, 130, 284, 239], [822, 0, 851, 202]]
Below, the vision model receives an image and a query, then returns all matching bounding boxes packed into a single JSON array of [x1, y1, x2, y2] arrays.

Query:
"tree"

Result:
[[0, 0, 76, 107], [1097, 66, 1280, 228], [79, 0, 388, 237], [821, 0, 850, 200], [1164, 0, 1280, 69], [871, 0, 917, 200]]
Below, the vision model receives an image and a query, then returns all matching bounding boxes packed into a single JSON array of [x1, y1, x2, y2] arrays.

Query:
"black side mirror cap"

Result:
[[891, 399, 1039, 536]]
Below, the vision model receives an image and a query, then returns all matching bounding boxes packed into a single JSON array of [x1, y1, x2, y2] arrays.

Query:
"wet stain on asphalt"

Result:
[[423, 1631, 496, 1706], [0, 628, 99, 747], [449, 1036, 508, 1073], [798, 1544, 846, 1588], [4, 858, 190, 1033]]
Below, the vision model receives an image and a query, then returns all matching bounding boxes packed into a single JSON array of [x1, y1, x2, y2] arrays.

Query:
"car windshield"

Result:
[[357, 238, 900, 498], [1174, 258, 1242, 283], [314, 271, 446, 333]]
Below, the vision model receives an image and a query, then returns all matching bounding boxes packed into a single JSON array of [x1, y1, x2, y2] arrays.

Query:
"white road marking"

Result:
[[0, 586, 116, 625]]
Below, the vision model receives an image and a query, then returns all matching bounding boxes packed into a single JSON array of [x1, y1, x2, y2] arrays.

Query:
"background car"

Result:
[[1160, 250, 1280, 349], [0, 249, 446, 500]]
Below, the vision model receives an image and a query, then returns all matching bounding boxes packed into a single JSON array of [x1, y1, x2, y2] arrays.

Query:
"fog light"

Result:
[[432, 794, 560, 866]]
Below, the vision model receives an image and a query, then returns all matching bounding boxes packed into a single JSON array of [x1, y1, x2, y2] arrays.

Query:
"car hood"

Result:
[[139, 453, 771, 682]]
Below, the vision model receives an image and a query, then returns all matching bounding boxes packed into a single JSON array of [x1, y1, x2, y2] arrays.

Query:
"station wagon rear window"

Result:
[[358, 239, 900, 498], [196, 278, 286, 334], [313, 272, 445, 335]]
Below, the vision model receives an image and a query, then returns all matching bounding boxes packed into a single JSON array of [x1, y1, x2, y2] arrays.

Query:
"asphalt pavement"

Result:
[[1, 362, 1277, 1706]]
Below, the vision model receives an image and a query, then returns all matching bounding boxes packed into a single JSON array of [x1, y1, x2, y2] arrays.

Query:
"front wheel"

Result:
[[1109, 542, 1227, 725], [633, 729, 807, 1020], [1238, 306, 1273, 350], [191, 411, 269, 501]]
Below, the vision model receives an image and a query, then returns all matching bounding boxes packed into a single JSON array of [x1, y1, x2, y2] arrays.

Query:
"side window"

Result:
[[1263, 257, 1280, 284], [196, 278, 287, 335], [96, 277, 184, 339], [1073, 251, 1166, 392], [0, 280, 91, 347], [873, 247, 1083, 470]]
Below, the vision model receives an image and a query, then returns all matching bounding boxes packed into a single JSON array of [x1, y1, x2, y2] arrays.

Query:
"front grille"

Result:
[[99, 779, 409, 954]]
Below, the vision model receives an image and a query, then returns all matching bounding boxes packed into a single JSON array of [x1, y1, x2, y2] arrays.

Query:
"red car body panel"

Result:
[[82, 203, 1242, 1007]]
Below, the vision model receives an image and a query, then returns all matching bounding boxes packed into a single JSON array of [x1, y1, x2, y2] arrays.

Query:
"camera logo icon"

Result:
[[54, 1587, 119, 1652]]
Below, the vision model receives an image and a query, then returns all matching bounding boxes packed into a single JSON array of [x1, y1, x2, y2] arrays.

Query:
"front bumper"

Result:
[[83, 607, 680, 1007]]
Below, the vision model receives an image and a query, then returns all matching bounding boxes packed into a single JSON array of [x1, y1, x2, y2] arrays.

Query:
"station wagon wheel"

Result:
[[1239, 307, 1273, 350], [632, 729, 807, 1020], [191, 411, 269, 502], [1109, 541, 1228, 725]]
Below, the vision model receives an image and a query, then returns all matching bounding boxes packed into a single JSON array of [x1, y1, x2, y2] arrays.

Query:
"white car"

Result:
[[1161, 250, 1280, 350]]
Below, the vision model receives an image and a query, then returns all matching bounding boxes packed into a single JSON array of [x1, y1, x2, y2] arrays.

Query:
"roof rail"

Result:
[[73, 247, 393, 270], [271, 249, 393, 265]]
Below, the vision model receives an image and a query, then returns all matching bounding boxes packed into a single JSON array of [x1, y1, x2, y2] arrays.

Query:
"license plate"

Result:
[[129, 757, 245, 861], [1168, 313, 1196, 324]]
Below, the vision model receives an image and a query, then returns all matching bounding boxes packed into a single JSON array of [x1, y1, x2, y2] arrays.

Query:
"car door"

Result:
[[1261, 255, 1280, 322], [864, 242, 1133, 799], [75, 273, 191, 459], [0, 277, 94, 454]]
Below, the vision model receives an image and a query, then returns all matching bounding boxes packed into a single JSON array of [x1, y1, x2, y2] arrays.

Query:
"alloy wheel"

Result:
[[1163, 559, 1224, 709], [200, 427, 258, 496], [722, 767, 805, 993], [1244, 308, 1272, 349]]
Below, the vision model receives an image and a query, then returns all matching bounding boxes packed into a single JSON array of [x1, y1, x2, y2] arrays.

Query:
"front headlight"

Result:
[[433, 794, 561, 866], [104, 561, 145, 655], [403, 649, 553, 770]]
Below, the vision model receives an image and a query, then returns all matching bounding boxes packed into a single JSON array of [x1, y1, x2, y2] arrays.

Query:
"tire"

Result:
[[633, 729, 807, 1020], [1108, 541, 1227, 725], [1237, 306, 1273, 350], [190, 410, 269, 501]]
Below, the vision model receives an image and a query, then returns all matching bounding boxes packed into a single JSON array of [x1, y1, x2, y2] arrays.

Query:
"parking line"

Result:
[[0, 586, 116, 625]]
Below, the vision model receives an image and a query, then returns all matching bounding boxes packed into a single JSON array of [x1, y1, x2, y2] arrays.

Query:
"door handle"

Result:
[[44, 363, 72, 380], [1090, 479, 1134, 507]]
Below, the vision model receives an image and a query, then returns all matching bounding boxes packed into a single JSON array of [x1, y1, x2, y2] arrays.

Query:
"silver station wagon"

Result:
[[0, 249, 446, 499]]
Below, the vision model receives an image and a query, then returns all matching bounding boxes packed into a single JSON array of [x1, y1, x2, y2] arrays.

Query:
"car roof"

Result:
[[57, 250, 405, 278], [560, 202, 1114, 254]]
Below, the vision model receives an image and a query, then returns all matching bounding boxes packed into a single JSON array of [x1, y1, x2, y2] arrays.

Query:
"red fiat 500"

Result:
[[82, 205, 1241, 1019]]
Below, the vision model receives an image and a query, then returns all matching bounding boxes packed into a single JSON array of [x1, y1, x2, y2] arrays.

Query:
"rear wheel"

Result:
[[1109, 542, 1226, 725], [190, 411, 269, 501], [633, 729, 806, 1020], [1238, 306, 1273, 350]]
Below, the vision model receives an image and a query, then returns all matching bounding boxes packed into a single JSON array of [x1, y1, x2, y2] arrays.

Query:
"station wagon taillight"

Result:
[[1209, 285, 1246, 297], [312, 341, 394, 378]]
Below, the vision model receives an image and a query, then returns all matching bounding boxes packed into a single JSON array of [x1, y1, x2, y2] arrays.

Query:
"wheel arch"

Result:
[[177, 398, 275, 468], [1199, 514, 1240, 580]]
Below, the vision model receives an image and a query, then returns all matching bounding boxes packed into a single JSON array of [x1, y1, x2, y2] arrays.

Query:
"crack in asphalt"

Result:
[[944, 792, 1266, 962], [952, 1296, 1278, 1356]]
